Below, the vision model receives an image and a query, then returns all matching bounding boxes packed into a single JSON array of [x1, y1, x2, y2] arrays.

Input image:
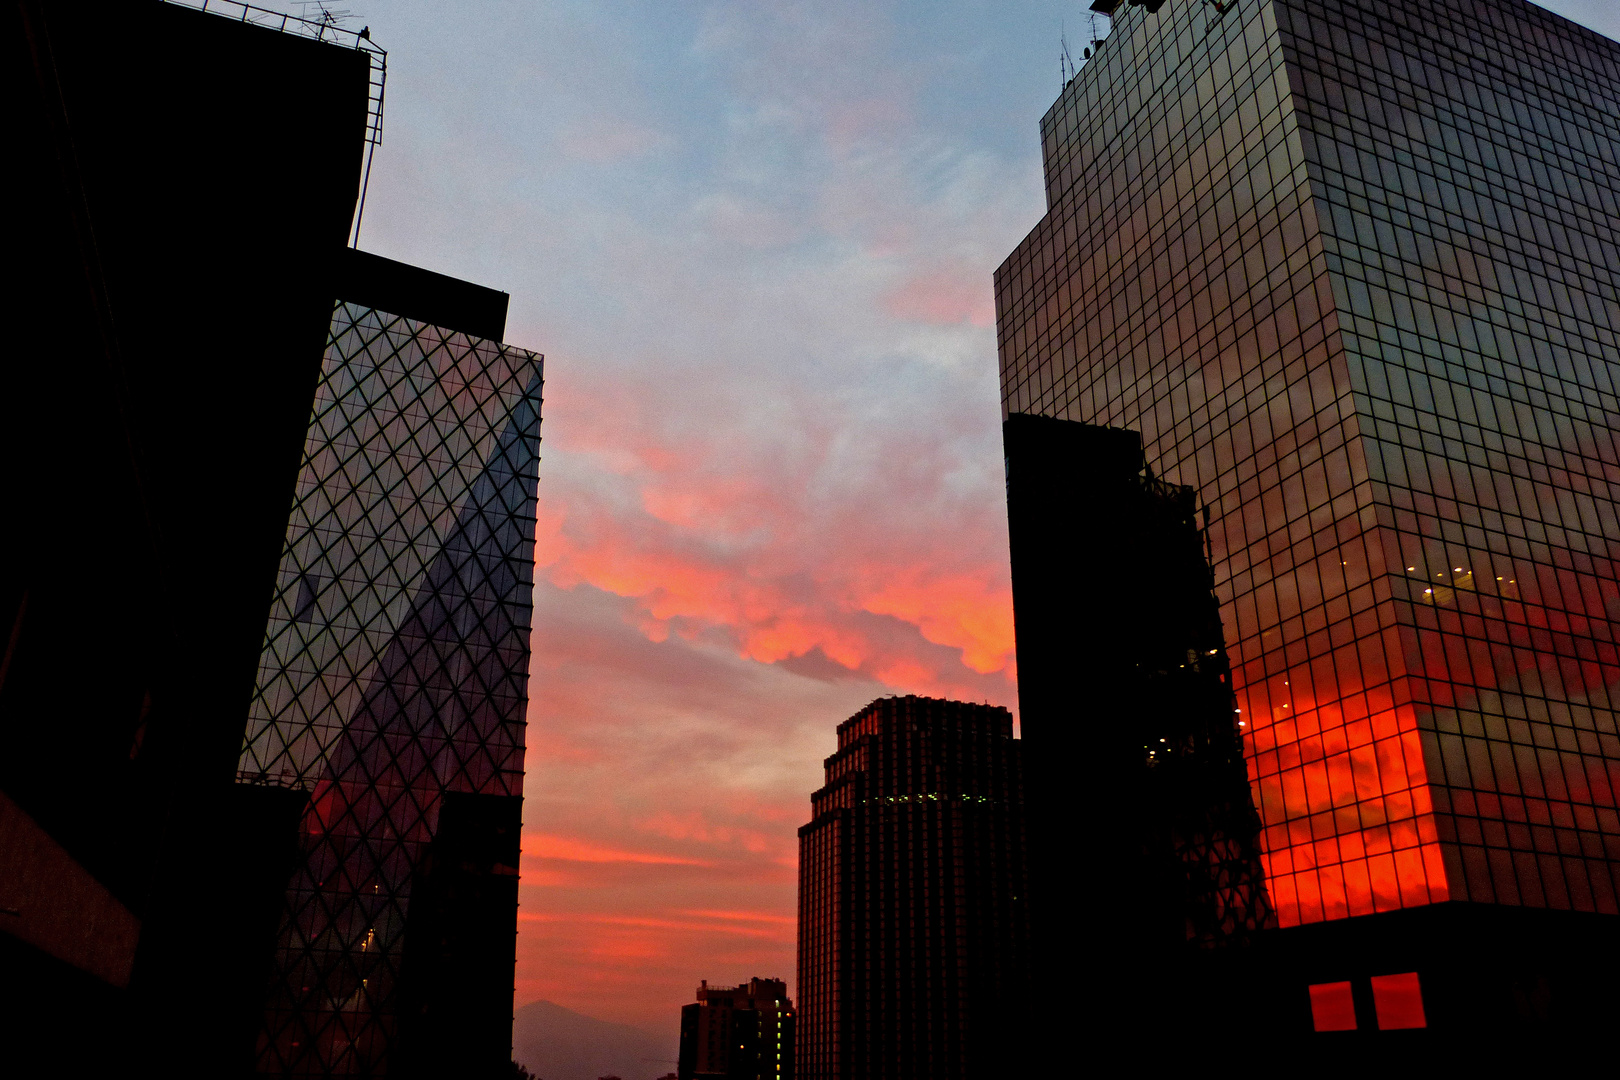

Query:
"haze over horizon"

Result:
[[331, 0, 1620, 1035]]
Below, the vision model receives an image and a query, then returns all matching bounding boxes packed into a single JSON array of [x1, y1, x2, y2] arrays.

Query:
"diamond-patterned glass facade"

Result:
[[238, 301, 543, 1075]]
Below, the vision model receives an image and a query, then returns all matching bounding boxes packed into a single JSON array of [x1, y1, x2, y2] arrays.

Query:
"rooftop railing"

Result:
[[161, 1, 387, 244]]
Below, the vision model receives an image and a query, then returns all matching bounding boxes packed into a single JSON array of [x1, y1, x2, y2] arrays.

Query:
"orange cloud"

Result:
[[537, 479, 1015, 701], [525, 833, 710, 866], [680, 909, 796, 925], [521, 912, 790, 941], [855, 571, 1014, 674]]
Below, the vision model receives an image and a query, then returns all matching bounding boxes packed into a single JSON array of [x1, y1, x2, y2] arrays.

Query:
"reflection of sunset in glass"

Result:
[[997, 0, 1620, 940]]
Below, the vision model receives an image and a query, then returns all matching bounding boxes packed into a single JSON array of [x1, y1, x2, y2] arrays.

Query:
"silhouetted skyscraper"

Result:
[[678, 978, 795, 1080], [5, 3, 542, 1075], [999, 0, 1619, 1052], [6, 0, 373, 1068], [1005, 416, 1271, 986], [796, 697, 1026, 1080]]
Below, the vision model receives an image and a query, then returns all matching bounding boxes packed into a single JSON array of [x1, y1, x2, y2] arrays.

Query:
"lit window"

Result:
[[1309, 981, 1357, 1031], [1371, 972, 1426, 1029]]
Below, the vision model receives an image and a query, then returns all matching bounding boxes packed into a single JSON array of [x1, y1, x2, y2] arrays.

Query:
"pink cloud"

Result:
[[882, 268, 995, 327], [532, 401, 1017, 702]]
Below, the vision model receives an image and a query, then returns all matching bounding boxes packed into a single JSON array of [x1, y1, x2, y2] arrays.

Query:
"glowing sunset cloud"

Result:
[[526, 834, 713, 867]]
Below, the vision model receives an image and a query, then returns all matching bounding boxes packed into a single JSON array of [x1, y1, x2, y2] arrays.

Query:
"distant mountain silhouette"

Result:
[[513, 999, 678, 1080]]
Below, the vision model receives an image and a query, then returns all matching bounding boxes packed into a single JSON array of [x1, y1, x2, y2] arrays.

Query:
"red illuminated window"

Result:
[[1309, 981, 1357, 1031], [1371, 972, 1426, 1029]]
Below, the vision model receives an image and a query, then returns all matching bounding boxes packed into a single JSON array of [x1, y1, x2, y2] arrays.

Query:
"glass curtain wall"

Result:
[[996, 0, 1618, 928], [238, 301, 543, 1075]]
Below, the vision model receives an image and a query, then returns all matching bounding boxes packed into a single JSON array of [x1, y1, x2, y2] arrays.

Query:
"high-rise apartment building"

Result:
[[997, 0, 1618, 1045], [796, 697, 1026, 1079], [678, 978, 796, 1080]]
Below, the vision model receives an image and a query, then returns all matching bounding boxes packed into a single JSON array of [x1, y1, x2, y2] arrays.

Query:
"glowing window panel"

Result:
[[1371, 972, 1426, 1030], [1308, 981, 1358, 1032]]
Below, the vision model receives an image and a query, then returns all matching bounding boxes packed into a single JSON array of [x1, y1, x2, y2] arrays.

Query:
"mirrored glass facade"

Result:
[[239, 301, 543, 1075], [997, 0, 1618, 929]]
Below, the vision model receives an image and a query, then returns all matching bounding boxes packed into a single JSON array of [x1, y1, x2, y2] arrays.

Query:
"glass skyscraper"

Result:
[[240, 291, 543, 1076], [997, 0, 1617, 1042]]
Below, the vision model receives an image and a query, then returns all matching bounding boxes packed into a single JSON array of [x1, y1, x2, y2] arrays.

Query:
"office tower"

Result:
[[243, 248, 542, 1078], [998, 0, 1618, 1044], [678, 978, 796, 1080], [796, 697, 1026, 1079], [5, 0, 372, 1066], [1005, 416, 1271, 972]]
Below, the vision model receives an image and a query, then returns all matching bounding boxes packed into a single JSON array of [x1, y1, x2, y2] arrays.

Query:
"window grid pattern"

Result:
[[996, 0, 1619, 929], [1276, 0, 1620, 914], [796, 698, 1027, 1080], [241, 302, 543, 1076]]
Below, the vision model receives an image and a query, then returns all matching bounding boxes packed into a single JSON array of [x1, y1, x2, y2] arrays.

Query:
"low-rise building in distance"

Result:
[[678, 977, 795, 1080]]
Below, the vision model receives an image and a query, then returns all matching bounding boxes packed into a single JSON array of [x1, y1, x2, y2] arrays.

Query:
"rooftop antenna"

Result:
[[294, 2, 353, 40], [286, 3, 388, 247], [1060, 23, 1077, 86]]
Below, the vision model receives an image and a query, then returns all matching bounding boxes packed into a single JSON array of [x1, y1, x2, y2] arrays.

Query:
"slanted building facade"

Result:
[[5, 0, 374, 1069], [242, 252, 542, 1077], [4, 3, 542, 1075], [1005, 415, 1272, 999]]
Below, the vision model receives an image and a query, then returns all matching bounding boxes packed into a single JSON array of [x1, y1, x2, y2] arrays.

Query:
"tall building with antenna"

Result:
[[998, 0, 1620, 1056], [5, 2, 542, 1074]]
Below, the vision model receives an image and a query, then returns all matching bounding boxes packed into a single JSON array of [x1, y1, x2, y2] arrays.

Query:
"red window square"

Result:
[[1371, 971, 1426, 1029], [1309, 981, 1357, 1031]]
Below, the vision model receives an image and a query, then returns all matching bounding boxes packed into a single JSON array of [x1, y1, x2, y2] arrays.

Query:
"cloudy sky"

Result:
[[332, 0, 1620, 1037]]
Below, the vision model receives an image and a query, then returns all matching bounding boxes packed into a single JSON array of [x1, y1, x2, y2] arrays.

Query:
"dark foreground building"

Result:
[[796, 697, 1026, 1080], [678, 978, 795, 1080], [1005, 417, 1273, 988], [5, 0, 373, 1069], [3, 2, 541, 1075], [997, 0, 1619, 1058]]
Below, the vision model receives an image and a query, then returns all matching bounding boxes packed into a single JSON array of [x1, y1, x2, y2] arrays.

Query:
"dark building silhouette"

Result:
[[998, 0, 1620, 1057], [796, 697, 1026, 1080], [4, 2, 541, 1075], [1005, 416, 1272, 985], [677, 978, 795, 1080], [5, 0, 372, 1069]]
